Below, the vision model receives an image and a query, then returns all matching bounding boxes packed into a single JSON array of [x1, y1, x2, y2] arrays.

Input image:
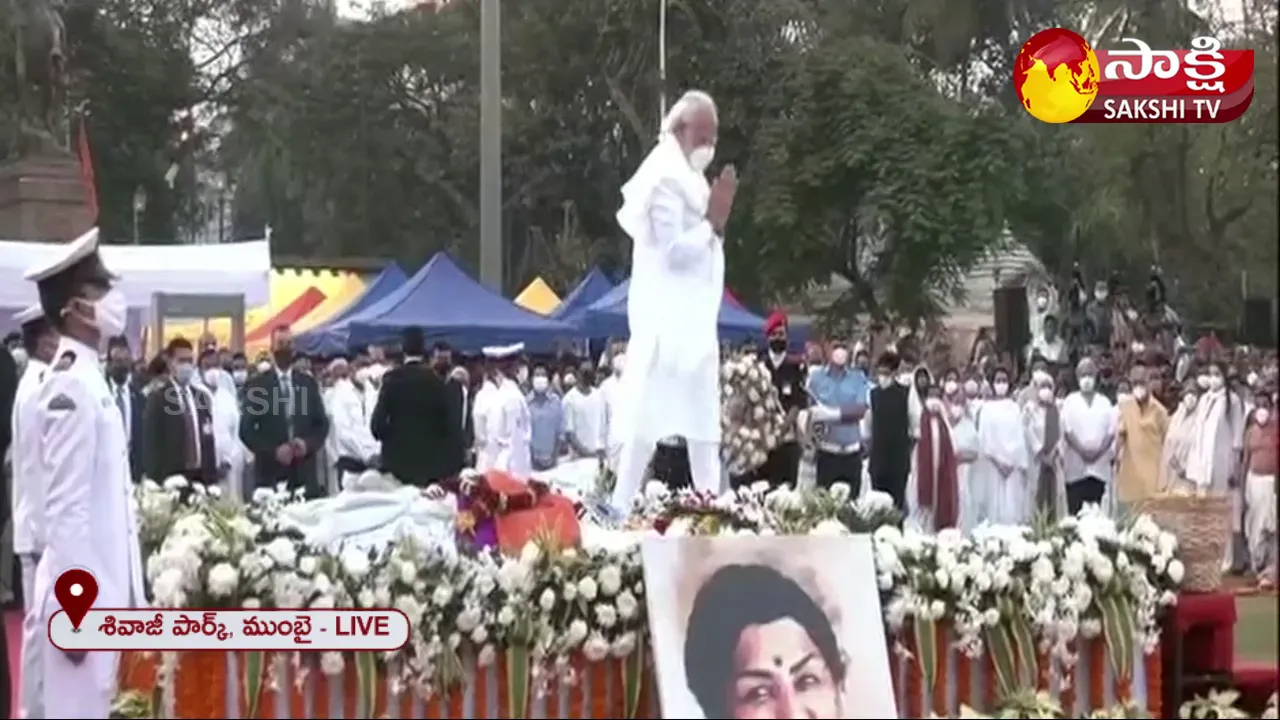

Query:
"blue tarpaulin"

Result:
[[294, 264, 409, 356], [348, 253, 573, 350], [577, 279, 766, 341], [551, 266, 615, 325]]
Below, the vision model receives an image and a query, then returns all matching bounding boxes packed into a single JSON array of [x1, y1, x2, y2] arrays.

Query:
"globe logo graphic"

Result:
[[1014, 28, 1101, 124]]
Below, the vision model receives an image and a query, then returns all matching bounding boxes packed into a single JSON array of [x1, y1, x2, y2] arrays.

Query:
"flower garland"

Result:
[[441, 471, 551, 535], [719, 352, 790, 474], [134, 475, 1182, 694]]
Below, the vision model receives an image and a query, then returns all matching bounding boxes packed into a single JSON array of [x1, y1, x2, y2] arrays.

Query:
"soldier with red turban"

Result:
[[756, 310, 807, 487]]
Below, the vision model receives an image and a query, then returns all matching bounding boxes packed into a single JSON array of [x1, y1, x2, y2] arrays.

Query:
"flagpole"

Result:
[[658, 0, 668, 120]]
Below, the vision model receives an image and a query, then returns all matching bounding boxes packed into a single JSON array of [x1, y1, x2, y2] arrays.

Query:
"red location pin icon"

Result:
[[54, 568, 99, 631]]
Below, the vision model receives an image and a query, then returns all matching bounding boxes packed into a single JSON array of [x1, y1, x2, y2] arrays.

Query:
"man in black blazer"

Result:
[[143, 338, 219, 488], [373, 328, 463, 487], [431, 341, 473, 460], [240, 326, 330, 498], [106, 335, 145, 481]]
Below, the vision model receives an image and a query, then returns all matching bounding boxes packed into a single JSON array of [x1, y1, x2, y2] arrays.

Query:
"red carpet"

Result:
[[7, 609, 20, 717]]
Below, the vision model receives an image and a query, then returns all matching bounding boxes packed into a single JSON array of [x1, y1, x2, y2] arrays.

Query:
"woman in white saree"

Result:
[[1160, 382, 1200, 491], [1022, 371, 1066, 521], [1185, 360, 1246, 568], [972, 367, 1032, 526], [942, 369, 981, 531]]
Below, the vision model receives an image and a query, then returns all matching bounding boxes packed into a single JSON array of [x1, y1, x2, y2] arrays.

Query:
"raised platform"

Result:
[[0, 154, 92, 241]]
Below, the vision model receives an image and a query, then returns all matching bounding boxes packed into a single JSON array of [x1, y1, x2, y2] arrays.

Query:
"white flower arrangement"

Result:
[[132, 478, 1181, 693], [719, 353, 789, 474]]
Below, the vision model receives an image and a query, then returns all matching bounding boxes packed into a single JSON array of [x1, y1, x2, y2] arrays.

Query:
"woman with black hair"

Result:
[[683, 563, 846, 719]]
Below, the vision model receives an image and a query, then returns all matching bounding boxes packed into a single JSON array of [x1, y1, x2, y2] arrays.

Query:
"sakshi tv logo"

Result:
[[1013, 28, 1254, 124]]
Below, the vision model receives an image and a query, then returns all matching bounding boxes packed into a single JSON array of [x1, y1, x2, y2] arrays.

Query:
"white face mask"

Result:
[[1133, 385, 1148, 400], [1126, 309, 1139, 321], [257, 360, 272, 374], [943, 380, 959, 396], [611, 353, 626, 374], [1247, 372, 1260, 387], [1254, 408, 1271, 426], [829, 348, 849, 366], [232, 369, 248, 385], [203, 369, 220, 388], [1095, 289, 1108, 301], [89, 287, 128, 337], [688, 144, 715, 173], [993, 381, 1010, 397], [531, 376, 549, 392], [563, 374, 576, 387], [1037, 387, 1054, 403], [1207, 374, 1224, 391], [1183, 394, 1197, 410], [11, 347, 28, 368], [174, 362, 196, 385], [897, 372, 913, 386], [877, 374, 892, 389], [1036, 296, 1048, 309], [963, 380, 980, 396], [1196, 374, 1211, 389], [1078, 376, 1096, 392]]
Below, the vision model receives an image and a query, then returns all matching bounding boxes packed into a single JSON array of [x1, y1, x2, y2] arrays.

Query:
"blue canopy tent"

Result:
[[578, 279, 766, 341], [294, 264, 409, 356], [348, 253, 574, 350], [551, 266, 615, 324]]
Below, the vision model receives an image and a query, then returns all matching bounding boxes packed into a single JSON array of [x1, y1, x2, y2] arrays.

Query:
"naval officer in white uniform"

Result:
[[26, 228, 147, 718], [10, 302, 59, 719]]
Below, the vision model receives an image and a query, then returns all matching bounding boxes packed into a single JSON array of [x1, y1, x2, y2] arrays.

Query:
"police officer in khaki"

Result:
[[26, 228, 146, 718]]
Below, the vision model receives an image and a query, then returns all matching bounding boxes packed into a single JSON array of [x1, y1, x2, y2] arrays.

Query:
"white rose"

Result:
[[539, 588, 557, 611], [477, 644, 497, 667], [207, 562, 239, 598], [341, 550, 372, 580], [520, 542, 542, 565], [566, 619, 589, 646], [319, 651, 345, 675], [1166, 558, 1185, 585], [582, 632, 610, 662], [578, 577, 599, 601], [471, 626, 489, 645], [611, 631, 638, 658], [597, 566, 622, 597], [615, 590, 639, 620], [357, 588, 376, 608], [562, 582, 578, 602], [243, 596, 262, 609], [432, 584, 454, 607], [594, 604, 618, 628], [263, 537, 298, 568], [497, 606, 515, 626], [298, 556, 318, 576]]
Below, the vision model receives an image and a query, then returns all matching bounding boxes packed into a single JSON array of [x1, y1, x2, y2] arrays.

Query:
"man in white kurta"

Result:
[[472, 367, 501, 471], [10, 303, 56, 719], [25, 228, 147, 718], [326, 360, 380, 489], [611, 90, 737, 508]]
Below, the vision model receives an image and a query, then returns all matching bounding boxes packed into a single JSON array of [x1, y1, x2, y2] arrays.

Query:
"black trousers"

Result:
[[1066, 476, 1106, 515], [737, 441, 801, 489], [871, 466, 909, 512], [815, 450, 863, 494]]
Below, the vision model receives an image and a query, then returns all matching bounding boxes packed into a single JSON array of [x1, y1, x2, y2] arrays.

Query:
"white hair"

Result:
[[660, 90, 717, 135]]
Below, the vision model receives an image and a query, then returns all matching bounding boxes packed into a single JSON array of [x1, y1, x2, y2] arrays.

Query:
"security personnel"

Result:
[[756, 311, 808, 487], [25, 228, 147, 718], [11, 303, 59, 719]]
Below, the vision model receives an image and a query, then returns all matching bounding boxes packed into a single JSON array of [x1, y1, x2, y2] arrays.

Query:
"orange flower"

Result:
[[456, 511, 477, 535]]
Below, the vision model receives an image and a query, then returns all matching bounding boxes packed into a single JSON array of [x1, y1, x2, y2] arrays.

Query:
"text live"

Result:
[[48, 609, 411, 652]]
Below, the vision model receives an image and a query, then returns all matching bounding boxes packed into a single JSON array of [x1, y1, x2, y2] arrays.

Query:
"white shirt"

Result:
[[562, 387, 607, 454], [1028, 335, 1066, 364], [599, 375, 622, 450], [328, 378, 378, 462], [12, 359, 49, 555], [1060, 391, 1118, 483], [493, 376, 532, 477]]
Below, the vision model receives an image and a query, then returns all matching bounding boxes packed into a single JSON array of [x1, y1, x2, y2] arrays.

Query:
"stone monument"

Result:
[[0, 0, 91, 241]]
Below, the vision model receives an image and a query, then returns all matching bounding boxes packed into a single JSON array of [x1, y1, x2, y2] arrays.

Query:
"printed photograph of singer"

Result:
[[641, 535, 897, 719]]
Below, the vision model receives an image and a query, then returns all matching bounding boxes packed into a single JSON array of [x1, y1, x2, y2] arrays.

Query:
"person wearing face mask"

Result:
[[204, 361, 245, 499], [471, 357, 502, 472], [1059, 358, 1117, 515], [1241, 388, 1277, 586], [473, 343, 532, 477], [940, 369, 980, 529], [1084, 280, 1113, 349], [1185, 360, 1247, 571], [562, 364, 607, 460], [862, 352, 921, 511], [230, 352, 249, 390], [239, 326, 331, 499], [610, 90, 734, 508], [1027, 314, 1066, 366], [756, 311, 807, 487], [599, 351, 627, 474], [1114, 363, 1169, 511], [806, 342, 870, 492], [970, 367, 1032, 524], [1160, 382, 1201, 491], [526, 366, 564, 471], [142, 337, 218, 488], [22, 227, 148, 718], [8, 303, 58, 720], [908, 380, 960, 532], [324, 358, 380, 490], [102, 334, 144, 482], [1021, 372, 1066, 522]]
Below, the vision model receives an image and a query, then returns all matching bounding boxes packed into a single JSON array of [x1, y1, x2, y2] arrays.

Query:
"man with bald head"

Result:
[[611, 90, 737, 507]]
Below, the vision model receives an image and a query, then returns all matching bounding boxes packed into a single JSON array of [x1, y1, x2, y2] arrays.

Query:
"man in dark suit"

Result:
[[240, 326, 330, 498], [868, 351, 915, 512], [756, 311, 808, 487], [106, 335, 145, 481], [143, 338, 218, 488], [373, 328, 463, 487], [431, 341, 473, 459]]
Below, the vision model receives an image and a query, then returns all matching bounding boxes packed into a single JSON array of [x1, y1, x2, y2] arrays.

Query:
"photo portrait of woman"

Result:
[[641, 535, 897, 719]]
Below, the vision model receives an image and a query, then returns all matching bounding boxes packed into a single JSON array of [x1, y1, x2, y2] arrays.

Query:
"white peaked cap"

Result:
[[13, 303, 44, 326], [481, 342, 525, 360], [23, 227, 102, 282]]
